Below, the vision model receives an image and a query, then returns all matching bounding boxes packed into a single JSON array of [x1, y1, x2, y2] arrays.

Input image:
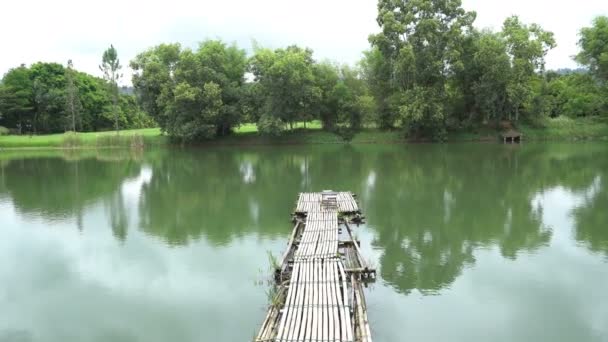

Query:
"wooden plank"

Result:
[[326, 258, 335, 342], [287, 263, 306, 341], [338, 261, 353, 341], [280, 221, 301, 271], [298, 260, 310, 341], [333, 260, 346, 341], [311, 259, 319, 342], [321, 259, 328, 342], [276, 262, 299, 340], [304, 260, 313, 342], [344, 221, 368, 270]]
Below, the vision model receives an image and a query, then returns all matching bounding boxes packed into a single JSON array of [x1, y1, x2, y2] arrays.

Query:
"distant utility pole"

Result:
[[99, 44, 123, 134]]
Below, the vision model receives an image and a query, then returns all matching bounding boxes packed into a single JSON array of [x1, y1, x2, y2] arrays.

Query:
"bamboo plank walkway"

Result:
[[256, 191, 374, 342]]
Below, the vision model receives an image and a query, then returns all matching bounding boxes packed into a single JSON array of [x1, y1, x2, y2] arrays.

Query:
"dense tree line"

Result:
[[0, 61, 153, 134], [129, 2, 607, 141], [130, 42, 372, 141], [1, 1, 607, 141], [364, 3, 607, 140]]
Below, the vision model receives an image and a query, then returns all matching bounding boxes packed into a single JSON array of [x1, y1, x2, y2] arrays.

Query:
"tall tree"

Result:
[[471, 30, 511, 123], [99, 44, 123, 134], [250, 45, 320, 133], [360, 47, 395, 129], [370, 0, 476, 139], [502, 16, 555, 122], [65, 59, 81, 132], [130, 43, 181, 129], [576, 16, 608, 81], [0, 65, 34, 134], [131, 40, 247, 141]]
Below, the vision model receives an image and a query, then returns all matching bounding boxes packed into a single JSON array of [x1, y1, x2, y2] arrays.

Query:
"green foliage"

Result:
[[257, 113, 285, 136], [333, 125, 356, 142], [471, 31, 510, 123], [0, 62, 152, 135], [251, 46, 320, 131], [99, 44, 123, 132], [365, 1, 564, 138], [360, 48, 396, 128], [541, 72, 607, 118], [0, 126, 9, 135], [577, 16, 608, 81], [65, 60, 82, 132], [369, 0, 476, 138], [502, 16, 556, 122], [0, 65, 34, 134], [131, 40, 247, 141], [1, 6, 604, 143]]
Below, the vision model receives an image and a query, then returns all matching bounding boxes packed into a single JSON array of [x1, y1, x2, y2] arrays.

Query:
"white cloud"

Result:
[[1, 0, 606, 84]]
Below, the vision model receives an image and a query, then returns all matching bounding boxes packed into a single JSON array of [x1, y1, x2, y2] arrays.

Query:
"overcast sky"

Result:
[[1, 0, 606, 84]]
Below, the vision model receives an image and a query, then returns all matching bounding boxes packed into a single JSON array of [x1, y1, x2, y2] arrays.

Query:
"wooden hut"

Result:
[[501, 130, 522, 143]]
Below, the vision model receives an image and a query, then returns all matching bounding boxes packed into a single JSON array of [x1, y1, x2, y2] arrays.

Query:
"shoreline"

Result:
[[1, 133, 606, 151], [1, 118, 608, 150]]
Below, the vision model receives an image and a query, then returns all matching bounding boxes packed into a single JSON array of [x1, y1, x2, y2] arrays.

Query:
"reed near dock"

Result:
[[256, 191, 375, 342]]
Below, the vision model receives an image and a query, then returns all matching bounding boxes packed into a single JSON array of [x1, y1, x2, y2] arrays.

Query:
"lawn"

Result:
[[0, 121, 326, 148], [520, 116, 608, 140], [0, 128, 164, 148], [1, 117, 606, 149]]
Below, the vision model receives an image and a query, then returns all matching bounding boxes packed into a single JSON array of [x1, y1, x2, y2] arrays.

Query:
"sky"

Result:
[[1, 0, 606, 85]]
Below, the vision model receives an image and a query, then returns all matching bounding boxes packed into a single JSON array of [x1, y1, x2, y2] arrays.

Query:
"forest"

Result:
[[0, 0, 607, 142]]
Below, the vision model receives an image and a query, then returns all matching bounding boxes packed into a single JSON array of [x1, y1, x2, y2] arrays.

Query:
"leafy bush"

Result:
[[0, 126, 9, 136], [333, 126, 356, 142], [257, 114, 285, 136]]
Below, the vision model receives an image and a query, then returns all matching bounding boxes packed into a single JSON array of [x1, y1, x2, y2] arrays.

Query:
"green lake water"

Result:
[[0, 143, 607, 342]]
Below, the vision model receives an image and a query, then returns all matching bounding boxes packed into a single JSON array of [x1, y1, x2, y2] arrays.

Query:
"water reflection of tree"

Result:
[[573, 164, 608, 257], [365, 144, 607, 295], [1, 156, 139, 222], [137, 148, 307, 245], [107, 189, 129, 241], [136, 143, 608, 290], [2, 143, 606, 281]]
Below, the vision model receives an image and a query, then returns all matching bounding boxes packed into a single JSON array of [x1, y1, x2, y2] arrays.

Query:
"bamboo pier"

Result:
[[256, 191, 375, 342]]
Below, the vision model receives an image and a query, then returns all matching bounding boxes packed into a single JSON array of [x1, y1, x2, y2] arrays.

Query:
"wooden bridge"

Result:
[[256, 191, 375, 342]]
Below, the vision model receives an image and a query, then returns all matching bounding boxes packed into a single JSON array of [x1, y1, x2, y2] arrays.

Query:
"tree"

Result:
[[0, 65, 34, 134], [311, 61, 339, 129], [131, 40, 247, 141], [250, 45, 320, 132], [130, 43, 181, 129], [65, 60, 81, 132], [369, 0, 476, 139], [541, 72, 606, 118], [328, 65, 370, 131], [360, 47, 395, 128], [576, 16, 608, 81], [100, 44, 123, 134], [502, 16, 556, 122], [1, 62, 149, 134], [471, 31, 511, 123]]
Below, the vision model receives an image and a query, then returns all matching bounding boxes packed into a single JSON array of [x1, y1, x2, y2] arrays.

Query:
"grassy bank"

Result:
[[1, 117, 607, 149], [520, 116, 608, 141], [0, 128, 166, 149]]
